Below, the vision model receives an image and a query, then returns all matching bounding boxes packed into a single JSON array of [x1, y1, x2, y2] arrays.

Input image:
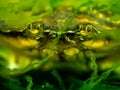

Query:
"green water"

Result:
[[0, 0, 120, 90]]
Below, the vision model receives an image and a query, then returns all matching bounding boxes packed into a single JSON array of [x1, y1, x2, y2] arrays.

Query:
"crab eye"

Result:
[[79, 23, 100, 34], [24, 22, 44, 39], [75, 23, 100, 41], [86, 24, 101, 34], [85, 25, 95, 33], [27, 23, 32, 29]]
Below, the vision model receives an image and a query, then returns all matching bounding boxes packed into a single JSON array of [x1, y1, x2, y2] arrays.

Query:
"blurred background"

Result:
[[0, 0, 120, 90]]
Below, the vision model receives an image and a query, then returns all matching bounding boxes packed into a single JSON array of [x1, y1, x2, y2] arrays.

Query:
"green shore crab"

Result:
[[24, 9, 100, 41], [0, 7, 120, 76]]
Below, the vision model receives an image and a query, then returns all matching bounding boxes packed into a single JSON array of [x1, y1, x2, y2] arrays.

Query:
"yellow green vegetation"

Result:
[[0, 0, 120, 90]]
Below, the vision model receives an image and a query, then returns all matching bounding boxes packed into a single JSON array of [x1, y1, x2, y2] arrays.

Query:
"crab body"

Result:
[[0, 8, 120, 75], [24, 9, 100, 42]]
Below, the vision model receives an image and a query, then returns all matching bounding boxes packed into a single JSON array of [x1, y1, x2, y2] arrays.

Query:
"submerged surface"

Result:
[[0, 0, 120, 90]]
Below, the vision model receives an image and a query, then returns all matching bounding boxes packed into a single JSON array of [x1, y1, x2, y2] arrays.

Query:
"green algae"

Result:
[[0, 0, 120, 90]]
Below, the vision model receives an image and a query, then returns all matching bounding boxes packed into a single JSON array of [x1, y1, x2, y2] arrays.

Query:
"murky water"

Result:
[[0, 0, 120, 90]]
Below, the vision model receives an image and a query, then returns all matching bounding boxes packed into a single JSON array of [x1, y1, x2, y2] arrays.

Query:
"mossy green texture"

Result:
[[0, 0, 119, 29], [0, 0, 120, 90]]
